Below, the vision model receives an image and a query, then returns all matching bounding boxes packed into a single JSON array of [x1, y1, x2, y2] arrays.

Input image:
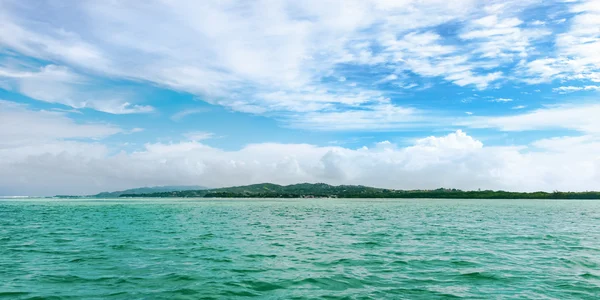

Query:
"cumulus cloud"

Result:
[[2, 128, 600, 196]]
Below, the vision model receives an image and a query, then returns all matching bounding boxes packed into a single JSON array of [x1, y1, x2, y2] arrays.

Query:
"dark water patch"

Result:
[[67, 255, 109, 263], [170, 288, 199, 295], [388, 259, 409, 266], [377, 287, 464, 299], [244, 254, 277, 259], [243, 280, 284, 292], [230, 268, 268, 274], [291, 275, 365, 290], [161, 273, 197, 282], [202, 257, 233, 263], [450, 259, 479, 267], [458, 271, 502, 281], [351, 241, 382, 248], [314, 258, 384, 267], [580, 272, 600, 279], [195, 233, 216, 240], [0, 291, 30, 298], [219, 290, 260, 297], [23, 296, 70, 300], [104, 291, 129, 297]]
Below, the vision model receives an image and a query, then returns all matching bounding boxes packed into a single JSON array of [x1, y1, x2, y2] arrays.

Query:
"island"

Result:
[[114, 183, 600, 199]]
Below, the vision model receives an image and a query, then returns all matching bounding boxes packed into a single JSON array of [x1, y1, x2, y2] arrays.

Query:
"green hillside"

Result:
[[54, 185, 207, 198], [119, 183, 600, 199]]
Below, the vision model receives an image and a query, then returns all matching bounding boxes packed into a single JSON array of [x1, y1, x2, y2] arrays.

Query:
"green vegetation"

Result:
[[119, 183, 600, 199], [55, 185, 206, 198]]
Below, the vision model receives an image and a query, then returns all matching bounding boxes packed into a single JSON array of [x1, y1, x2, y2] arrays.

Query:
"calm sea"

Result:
[[1, 198, 599, 299]]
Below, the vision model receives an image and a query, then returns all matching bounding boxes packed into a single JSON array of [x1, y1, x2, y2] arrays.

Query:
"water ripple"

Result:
[[1, 198, 600, 299]]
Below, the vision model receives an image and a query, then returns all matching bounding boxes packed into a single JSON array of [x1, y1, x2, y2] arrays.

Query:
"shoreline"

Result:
[[3, 197, 600, 201]]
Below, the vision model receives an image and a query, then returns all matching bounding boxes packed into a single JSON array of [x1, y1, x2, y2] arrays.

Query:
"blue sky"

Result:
[[1, 0, 600, 195]]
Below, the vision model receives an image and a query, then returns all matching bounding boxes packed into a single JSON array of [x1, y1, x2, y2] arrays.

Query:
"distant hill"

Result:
[[93, 186, 207, 198], [54, 185, 207, 198], [119, 183, 600, 199]]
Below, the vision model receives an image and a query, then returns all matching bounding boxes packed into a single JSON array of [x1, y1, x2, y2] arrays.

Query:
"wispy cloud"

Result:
[[491, 98, 513, 102], [0, 65, 153, 114], [285, 104, 429, 131], [124, 128, 145, 134], [183, 131, 215, 141], [460, 103, 600, 133], [0, 0, 571, 129], [382, 31, 503, 90], [171, 108, 210, 121], [523, 0, 600, 84], [553, 85, 600, 93], [460, 13, 551, 60], [0, 100, 121, 146]]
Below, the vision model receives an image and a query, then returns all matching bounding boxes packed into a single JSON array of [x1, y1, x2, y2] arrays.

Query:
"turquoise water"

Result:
[[1, 199, 600, 299]]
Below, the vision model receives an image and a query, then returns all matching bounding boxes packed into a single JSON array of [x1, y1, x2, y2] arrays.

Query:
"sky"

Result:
[[1, 0, 600, 195]]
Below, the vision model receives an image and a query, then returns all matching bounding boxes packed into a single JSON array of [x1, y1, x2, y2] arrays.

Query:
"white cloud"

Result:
[[0, 100, 119, 180], [460, 14, 550, 59], [2, 120, 600, 195], [171, 108, 210, 121], [0, 0, 549, 128], [0, 10, 111, 73], [531, 20, 546, 26], [285, 104, 426, 131], [512, 105, 527, 109], [254, 88, 388, 113], [415, 130, 482, 150], [523, 0, 600, 83], [383, 31, 504, 89], [126, 128, 145, 134], [375, 74, 398, 84], [0, 100, 121, 147], [532, 135, 600, 152], [461, 103, 600, 133], [491, 97, 514, 102], [184, 131, 215, 142], [553, 85, 600, 93], [0, 65, 154, 114]]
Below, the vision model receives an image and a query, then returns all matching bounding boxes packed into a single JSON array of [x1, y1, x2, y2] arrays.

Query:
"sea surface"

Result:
[[1, 198, 600, 299]]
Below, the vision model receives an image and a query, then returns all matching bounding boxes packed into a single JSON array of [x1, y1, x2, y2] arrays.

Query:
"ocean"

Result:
[[1, 198, 599, 299]]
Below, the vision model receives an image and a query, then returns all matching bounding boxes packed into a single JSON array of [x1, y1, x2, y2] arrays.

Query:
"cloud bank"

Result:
[[2, 101, 599, 196]]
